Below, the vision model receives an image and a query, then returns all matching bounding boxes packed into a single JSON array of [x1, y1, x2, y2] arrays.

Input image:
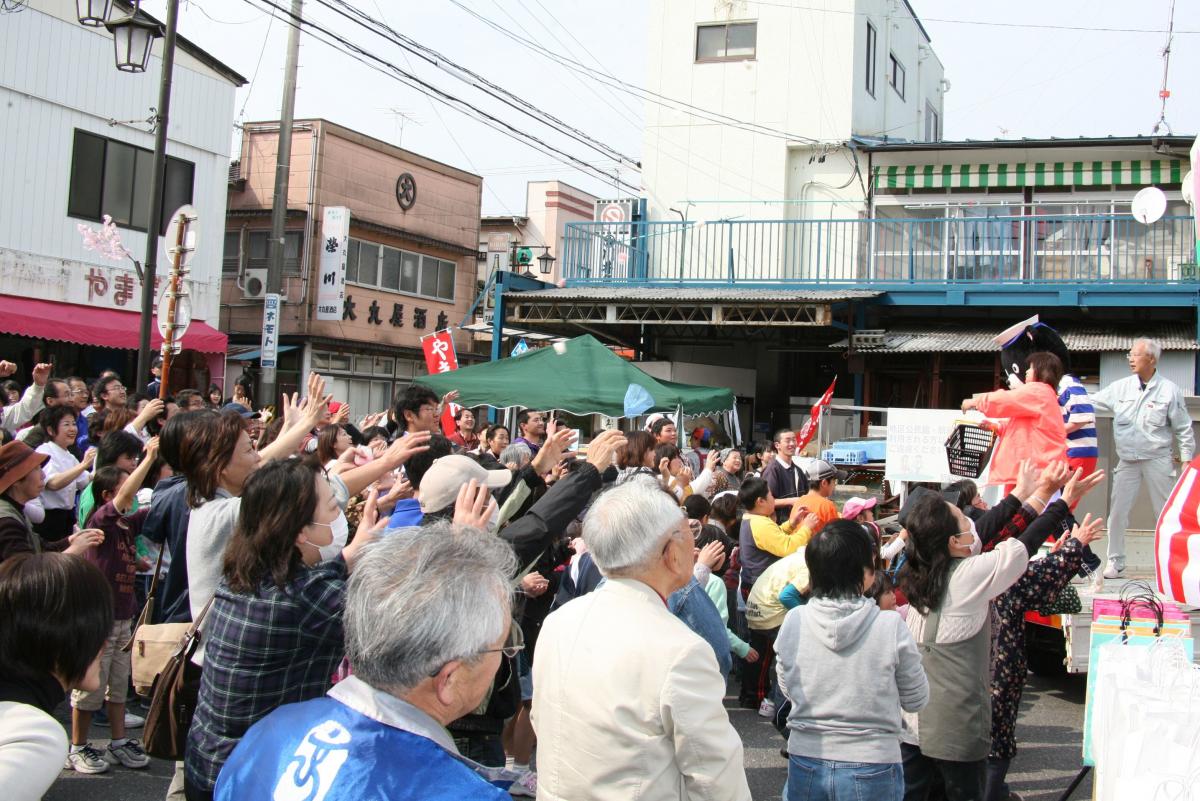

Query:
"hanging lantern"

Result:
[[76, 0, 113, 26], [104, 12, 160, 73]]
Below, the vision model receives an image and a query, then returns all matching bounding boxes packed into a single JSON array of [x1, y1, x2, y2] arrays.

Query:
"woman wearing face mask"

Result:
[[184, 459, 388, 801], [895, 493, 1029, 801]]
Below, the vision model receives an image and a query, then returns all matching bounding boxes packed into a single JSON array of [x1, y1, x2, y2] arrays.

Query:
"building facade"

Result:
[[643, 0, 944, 224], [221, 119, 482, 411], [0, 0, 243, 389]]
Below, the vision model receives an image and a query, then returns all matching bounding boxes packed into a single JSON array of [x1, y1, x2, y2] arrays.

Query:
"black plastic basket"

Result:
[[944, 422, 996, 479]]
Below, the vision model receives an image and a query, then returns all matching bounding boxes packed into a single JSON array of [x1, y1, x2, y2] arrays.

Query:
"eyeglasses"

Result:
[[479, 622, 525, 659]]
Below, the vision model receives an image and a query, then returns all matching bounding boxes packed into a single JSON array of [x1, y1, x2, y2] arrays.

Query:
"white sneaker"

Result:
[[104, 738, 151, 769], [1102, 561, 1124, 580], [67, 743, 111, 774], [509, 769, 537, 797], [758, 699, 776, 718]]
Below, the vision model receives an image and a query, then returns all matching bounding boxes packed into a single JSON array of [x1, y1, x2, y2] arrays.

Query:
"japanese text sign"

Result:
[[421, 329, 459, 375], [316, 206, 350, 320]]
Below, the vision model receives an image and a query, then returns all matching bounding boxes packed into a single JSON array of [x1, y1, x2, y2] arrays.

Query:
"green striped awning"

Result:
[[873, 159, 1187, 191]]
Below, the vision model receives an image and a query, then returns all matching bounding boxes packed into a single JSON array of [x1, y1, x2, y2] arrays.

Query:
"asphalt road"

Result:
[[42, 674, 1093, 801]]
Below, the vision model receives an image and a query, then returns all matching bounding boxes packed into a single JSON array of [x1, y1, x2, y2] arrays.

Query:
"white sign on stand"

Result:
[[884, 408, 992, 485], [315, 206, 350, 320]]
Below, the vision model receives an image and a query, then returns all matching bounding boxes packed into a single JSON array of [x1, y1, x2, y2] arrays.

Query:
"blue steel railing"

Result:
[[561, 215, 1197, 285]]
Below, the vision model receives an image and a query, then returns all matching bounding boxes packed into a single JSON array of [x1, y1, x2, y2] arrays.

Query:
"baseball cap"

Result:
[[418, 454, 512, 514], [841, 496, 878, 520], [805, 459, 847, 483], [221, 402, 260, 419]]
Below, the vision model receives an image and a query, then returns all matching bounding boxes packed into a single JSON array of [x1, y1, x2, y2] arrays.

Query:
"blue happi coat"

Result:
[[215, 676, 514, 801]]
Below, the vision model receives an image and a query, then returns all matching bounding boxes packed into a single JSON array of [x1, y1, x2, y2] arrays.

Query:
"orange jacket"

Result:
[[976, 381, 1068, 485]]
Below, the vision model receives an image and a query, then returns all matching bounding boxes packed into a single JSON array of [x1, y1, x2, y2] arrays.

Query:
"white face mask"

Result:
[[309, 512, 349, 562], [959, 517, 981, 557]]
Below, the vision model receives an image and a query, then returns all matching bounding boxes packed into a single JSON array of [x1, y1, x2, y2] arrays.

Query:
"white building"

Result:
[[642, 0, 945, 223], [0, 0, 245, 386]]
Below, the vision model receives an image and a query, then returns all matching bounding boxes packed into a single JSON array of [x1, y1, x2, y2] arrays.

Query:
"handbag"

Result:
[[141, 598, 212, 761], [1036, 583, 1082, 616], [124, 546, 193, 695]]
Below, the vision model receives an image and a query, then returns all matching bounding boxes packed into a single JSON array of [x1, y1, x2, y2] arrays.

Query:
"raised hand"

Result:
[[31, 363, 52, 387], [1069, 513, 1105, 546], [65, 528, 104, 555], [453, 479, 497, 530], [585, 429, 626, 471], [380, 431, 431, 469], [1062, 469, 1106, 509], [1035, 461, 1071, 496], [531, 427, 576, 475], [704, 448, 719, 474], [1013, 458, 1039, 500], [697, 540, 726, 572]]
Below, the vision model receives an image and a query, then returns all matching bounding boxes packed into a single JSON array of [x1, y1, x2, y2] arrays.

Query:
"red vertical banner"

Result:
[[422, 330, 460, 436], [796, 376, 837, 452], [422, 329, 459, 374]]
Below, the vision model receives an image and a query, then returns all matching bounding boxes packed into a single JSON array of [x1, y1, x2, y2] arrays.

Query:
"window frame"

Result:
[[694, 21, 758, 63], [888, 52, 906, 100], [344, 236, 456, 303], [221, 229, 305, 274], [66, 128, 195, 234], [865, 22, 877, 98], [924, 101, 939, 142]]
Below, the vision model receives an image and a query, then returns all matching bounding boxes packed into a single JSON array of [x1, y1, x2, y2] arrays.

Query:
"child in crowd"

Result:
[[67, 438, 158, 775]]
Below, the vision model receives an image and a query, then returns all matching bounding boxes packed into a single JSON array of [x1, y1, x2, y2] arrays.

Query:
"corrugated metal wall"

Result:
[[1100, 351, 1195, 395]]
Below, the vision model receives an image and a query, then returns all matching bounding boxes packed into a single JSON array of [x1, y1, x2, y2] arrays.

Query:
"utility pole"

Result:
[[259, 0, 303, 408], [135, 0, 179, 394]]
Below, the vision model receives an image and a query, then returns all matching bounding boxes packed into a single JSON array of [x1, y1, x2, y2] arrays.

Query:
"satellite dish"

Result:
[[1182, 170, 1194, 206], [1131, 187, 1168, 225]]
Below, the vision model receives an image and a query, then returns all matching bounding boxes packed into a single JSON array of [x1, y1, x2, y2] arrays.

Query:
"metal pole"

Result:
[[136, 0, 179, 393], [260, 0, 304, 407]]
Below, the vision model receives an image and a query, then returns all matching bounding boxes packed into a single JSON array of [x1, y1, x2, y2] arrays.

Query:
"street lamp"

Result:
[[75, 0, 113, 26], [536, 248, 556, 276], [104, 12, 160, 73]]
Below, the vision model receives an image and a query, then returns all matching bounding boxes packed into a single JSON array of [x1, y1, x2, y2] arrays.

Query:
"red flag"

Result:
[[796, 377, 837, 452], [422, 330, 460, 437], [1155, 456, 1200, 605]]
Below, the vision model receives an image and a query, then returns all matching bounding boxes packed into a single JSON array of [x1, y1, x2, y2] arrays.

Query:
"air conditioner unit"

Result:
[[242, 269, 269, 300]]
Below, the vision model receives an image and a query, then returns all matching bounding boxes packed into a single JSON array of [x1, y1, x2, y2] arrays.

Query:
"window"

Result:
[[345, 237, 456, 302], [865, 22, 877, 97], [888, 53, 905, 99], [67, 129, 194, 233], [221, 229, 304, 274], [924, 102, 939, 142], [695, 22, 757, 62]]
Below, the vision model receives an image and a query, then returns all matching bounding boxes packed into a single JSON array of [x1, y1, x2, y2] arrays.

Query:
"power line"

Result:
[[743, 0, 1200, 35], [311, 0, 641, 170], [237, 0, 641, 193]]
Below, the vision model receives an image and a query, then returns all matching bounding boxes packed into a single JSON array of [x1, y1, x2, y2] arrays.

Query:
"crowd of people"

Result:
[[0, 335, 1190, 801]]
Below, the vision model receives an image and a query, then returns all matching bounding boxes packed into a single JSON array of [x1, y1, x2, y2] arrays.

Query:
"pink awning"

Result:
[[0, 296, 228, 354]]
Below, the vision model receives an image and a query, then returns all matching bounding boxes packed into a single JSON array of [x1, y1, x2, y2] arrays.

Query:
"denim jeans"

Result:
[[786, 754, 904, 801]]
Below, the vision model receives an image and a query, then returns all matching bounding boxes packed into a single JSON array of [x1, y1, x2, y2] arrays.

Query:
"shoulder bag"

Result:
[[124, 546, 194, 695], [141, 597, 212, 760]]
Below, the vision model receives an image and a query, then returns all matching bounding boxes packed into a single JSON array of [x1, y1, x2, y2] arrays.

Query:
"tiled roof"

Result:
[[831, 324, 1199, 353]]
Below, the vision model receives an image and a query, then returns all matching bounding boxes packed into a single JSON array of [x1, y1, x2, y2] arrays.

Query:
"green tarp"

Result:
[[419, 335, 734, 418]]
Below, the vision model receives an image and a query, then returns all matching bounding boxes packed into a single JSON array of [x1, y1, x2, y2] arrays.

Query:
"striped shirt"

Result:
[[1057, 375, 1099, 459]]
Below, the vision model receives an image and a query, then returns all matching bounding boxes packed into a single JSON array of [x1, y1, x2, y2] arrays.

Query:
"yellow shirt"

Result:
[[746, 550, 810, 631]]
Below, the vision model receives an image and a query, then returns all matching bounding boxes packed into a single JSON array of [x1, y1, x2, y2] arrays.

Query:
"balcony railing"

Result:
[[562, 215, 1197, 285]]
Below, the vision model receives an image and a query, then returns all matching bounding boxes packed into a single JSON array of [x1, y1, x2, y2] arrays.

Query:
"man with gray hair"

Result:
[[213, 523, 519, 801], [1092, 337, 1195, 578], [532, 478, 751, 801]]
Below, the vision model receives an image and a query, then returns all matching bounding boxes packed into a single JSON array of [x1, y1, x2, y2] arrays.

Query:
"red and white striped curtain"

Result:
[[1155, 456, 1200, 605]]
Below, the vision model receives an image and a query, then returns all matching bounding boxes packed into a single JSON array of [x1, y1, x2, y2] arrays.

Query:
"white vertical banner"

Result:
[[261, 293, 280, 368], [316, 206, 351, 320]]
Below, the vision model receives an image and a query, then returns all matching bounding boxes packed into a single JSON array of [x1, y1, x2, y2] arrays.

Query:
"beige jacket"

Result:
[[532, 577, 751, 801]]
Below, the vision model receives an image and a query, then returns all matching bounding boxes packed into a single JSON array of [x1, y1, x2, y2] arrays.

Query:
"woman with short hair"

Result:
[[707, 448, 745, 498], [32, 405, 96, 542], [185, 459, 387, 800], [0, 552, 113, 799]]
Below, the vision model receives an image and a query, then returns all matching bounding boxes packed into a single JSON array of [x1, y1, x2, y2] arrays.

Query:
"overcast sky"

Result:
[[142, 0, 1199, 215]]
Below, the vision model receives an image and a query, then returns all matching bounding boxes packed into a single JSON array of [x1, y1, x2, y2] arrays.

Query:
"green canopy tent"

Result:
[[419, 334, 735, 421]]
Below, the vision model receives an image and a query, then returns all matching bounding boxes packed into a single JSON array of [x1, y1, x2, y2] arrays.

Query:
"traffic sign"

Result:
[[600, 203, 625, 223], [156, 283, 191, 340], [163, 205, 199, 268]]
